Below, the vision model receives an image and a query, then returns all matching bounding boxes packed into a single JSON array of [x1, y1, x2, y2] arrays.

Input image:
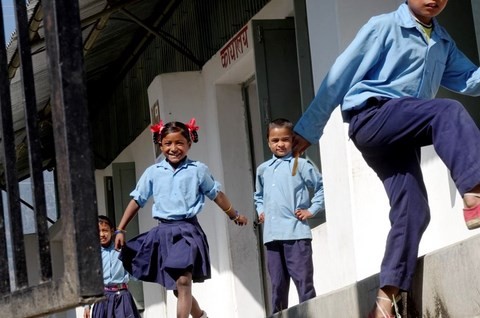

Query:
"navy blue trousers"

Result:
[[265, 239, 316, 314], [348, 97, 480, 290]]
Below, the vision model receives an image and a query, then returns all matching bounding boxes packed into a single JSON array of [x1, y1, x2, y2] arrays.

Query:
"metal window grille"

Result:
[[0, 0, 103, 317]]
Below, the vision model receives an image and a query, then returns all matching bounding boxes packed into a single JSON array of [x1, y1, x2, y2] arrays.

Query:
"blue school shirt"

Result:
[[254, 153, 324, 243], [294, 3, 480, 144], [102, 242, 129, 285], [130, 158, 221, 220]]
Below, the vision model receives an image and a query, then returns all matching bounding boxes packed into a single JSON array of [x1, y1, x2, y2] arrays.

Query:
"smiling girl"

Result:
[[114, 119, 247, 318]]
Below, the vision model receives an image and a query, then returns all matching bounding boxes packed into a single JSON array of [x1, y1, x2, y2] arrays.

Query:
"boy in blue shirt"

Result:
[[254, 118, 324, 314], [293, 1, 480, 317]]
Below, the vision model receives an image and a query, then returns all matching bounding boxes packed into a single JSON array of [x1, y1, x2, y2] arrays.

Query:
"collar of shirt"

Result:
[[101, 241, 114, 251], [156, 157, 195, 173], [396, 3, 448, 41], [268, 152, 294, 166]]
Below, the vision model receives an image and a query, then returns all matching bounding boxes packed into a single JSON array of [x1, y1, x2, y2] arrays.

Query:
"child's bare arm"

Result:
[[114, 199, 140, 250], [214, 191, 248, 226]]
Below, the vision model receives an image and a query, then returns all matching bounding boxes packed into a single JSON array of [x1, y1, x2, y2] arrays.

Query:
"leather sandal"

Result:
[[463, 193, 480, 230]]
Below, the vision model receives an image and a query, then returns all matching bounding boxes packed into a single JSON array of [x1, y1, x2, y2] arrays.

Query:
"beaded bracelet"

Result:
[[229, 210, 239, 221], [114, 229, 127, 235]]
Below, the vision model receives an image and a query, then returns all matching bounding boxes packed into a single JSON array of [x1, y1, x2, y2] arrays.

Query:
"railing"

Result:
[[0, 0, 103, 317]]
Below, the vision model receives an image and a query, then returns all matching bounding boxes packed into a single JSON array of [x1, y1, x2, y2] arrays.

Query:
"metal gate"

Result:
[[0, 0, 103, 317]]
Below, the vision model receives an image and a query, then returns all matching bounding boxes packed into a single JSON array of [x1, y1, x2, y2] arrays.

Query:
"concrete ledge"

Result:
[[270, 233, 480, 318]]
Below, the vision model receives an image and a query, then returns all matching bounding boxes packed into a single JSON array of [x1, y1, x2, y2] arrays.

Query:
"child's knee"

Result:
[[176, 275, 192, 289], [439, 98, 464, 113]]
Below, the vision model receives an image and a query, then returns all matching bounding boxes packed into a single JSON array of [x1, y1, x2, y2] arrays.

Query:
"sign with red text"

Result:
[[220, 25, 249, 69]]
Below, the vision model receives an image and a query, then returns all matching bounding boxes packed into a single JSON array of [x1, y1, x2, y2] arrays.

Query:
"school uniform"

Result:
[[254, 153, 324, 313], [91, 242, 140, 318], [294, 3, 480, 291], [120, 158, 220, 290]]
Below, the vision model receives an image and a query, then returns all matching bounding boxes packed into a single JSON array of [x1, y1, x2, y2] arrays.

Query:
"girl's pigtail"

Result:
[[150, 120, 164, 144], [152, 132, 159, 144], [191, 130, 199, 143], [185, 118, 200, 143]]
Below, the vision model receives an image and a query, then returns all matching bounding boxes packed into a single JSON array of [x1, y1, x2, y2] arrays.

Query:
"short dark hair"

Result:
[[98, 215, 114, 229], [267, 118, 293, 138]]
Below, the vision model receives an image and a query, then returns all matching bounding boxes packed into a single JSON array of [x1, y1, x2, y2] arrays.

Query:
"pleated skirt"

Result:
[[92, 289, 141, 318], [120, 216, 211, 290]]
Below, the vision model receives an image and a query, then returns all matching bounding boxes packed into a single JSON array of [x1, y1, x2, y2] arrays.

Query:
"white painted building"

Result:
[[70, 0, 480, 317]]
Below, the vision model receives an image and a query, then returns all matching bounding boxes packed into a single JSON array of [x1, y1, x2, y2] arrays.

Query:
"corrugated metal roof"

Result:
[[5, 0, 269, 180]]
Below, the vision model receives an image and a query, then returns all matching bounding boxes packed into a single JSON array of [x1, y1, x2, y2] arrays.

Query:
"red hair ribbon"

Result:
[[150, 120, 164, 133], [185, 118, 199, 133]]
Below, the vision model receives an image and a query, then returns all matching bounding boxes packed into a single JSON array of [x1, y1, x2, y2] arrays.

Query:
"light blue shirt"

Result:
[[295, 3, 480, 144], [102, 242, 129, 285], [130, 158, 221, 220], [254, 153, 324, 243]]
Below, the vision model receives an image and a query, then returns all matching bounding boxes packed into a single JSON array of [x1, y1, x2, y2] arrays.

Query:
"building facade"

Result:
[[73, 0, 480, 317]]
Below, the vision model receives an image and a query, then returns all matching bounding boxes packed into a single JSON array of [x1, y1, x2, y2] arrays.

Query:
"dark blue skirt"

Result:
[[92, 289, 141, 318], [120, 216, 211, 290]]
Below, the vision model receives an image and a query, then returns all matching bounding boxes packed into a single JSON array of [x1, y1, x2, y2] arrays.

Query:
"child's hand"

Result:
[[114, 233, 125, 251], [234, 214, 248, 226], [295, 209, 313, 221], [83, 306, 90, 318], [292, 133, 311, 156], [258, 212, 265, 224]]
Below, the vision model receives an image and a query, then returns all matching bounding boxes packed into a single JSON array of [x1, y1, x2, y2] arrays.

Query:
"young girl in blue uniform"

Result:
[[114, 119, 248, 318], [293, 0, 480, 317]]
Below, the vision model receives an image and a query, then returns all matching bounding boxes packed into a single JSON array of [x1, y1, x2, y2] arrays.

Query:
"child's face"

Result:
[[160, 131, 191, 164], [99, 222, 113, 247], [268, 127, 293, 157], [408, 0, 448, 24]]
